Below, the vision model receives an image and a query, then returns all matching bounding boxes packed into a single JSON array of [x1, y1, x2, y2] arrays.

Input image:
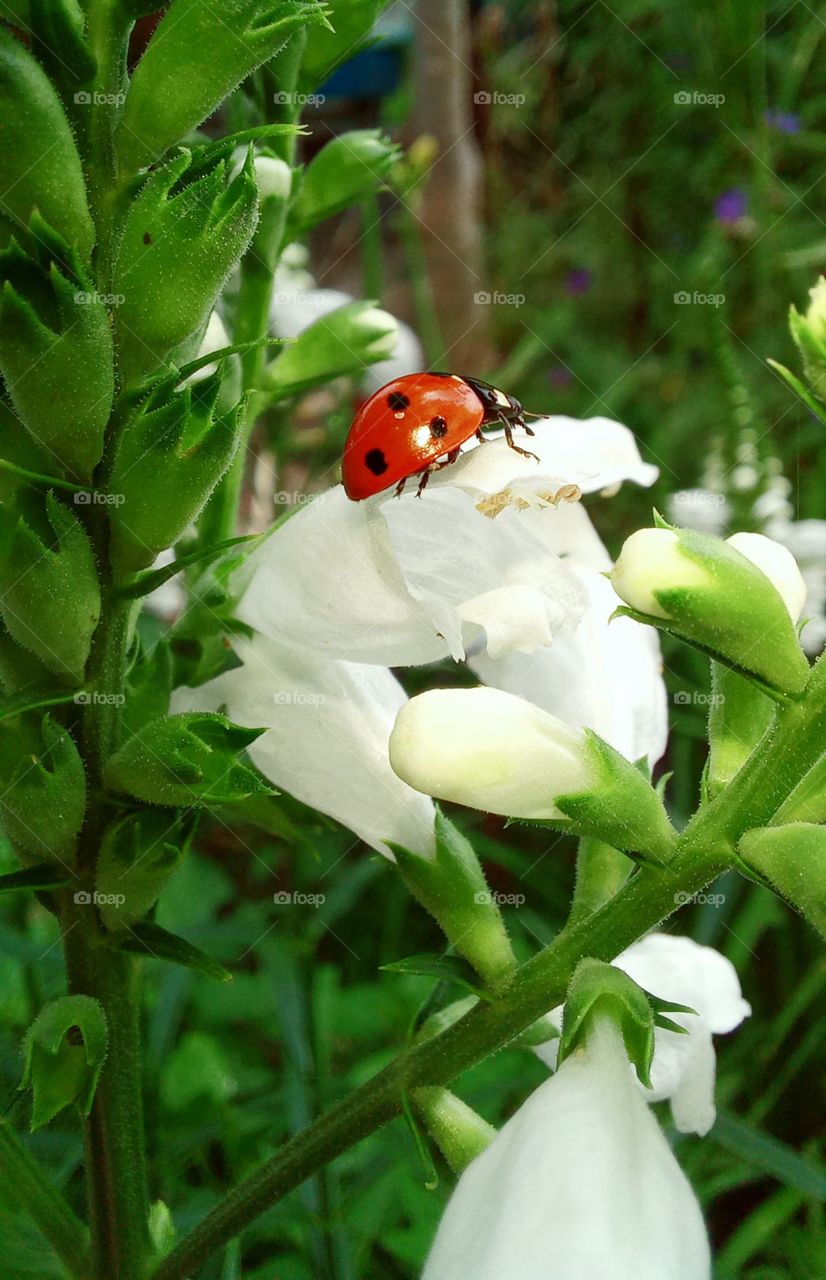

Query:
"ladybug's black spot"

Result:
[[387, 391, 410, 411], [143, 232, 152, 245], [429, 416, 448, 438], [365, 448, 389, 476]]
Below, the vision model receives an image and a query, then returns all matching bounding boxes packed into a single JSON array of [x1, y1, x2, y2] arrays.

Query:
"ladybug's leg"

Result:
[[501, 415, 539, 461], [395, 476, 408, 498], [415, 448, 462, 497], [415, 469, 431, 498]]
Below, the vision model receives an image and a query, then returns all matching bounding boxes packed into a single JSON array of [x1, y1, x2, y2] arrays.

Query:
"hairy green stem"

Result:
[[0, 1117, 90, 1276], [567, 837, 632, 926]]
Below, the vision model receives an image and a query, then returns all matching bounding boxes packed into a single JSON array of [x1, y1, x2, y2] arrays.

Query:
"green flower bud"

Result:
[[611, 525, 809, 696], [95, 811, 189, 930], [107, 373, 247, 576], [0, 224, 114, 480], [389, 809, 517, 992], [113, 150, 259, 387], [262, 299, 398, 401], [115, 0, 332, 174], [104, 712, 270, 807], [413, 1086, 496, 1174], [738, 823, 826, 940], [0, 27, 94, 257], [287, 130, 400, 235], [20, 995, 107, 1129], [789, 277, 826, 400], [0, 714, 86, 864], [0, 491, 100, 681]]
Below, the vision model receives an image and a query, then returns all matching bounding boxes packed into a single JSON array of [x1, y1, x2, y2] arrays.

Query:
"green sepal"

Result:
[[738, 823, 826, 939], [109, 920, 233, 980], [554, 731, 677, 863], [298, 0, 384, 91], [262, 298, 398, 401], [20, 995, 107, 1128], [0, 862, 73, 893], [115, 0, 332, 174], [113, 149, 259, 386], [0, 225, 113, 479], [381, 952, 493, 1001], [122, 641, 174, 739], [788, 301, 826, 401], [95, 810, 193, 930], [557, 958, 656, 1087], [103, 712, 270, 807], [107, 376, 248, 576], [0, 491, 100, 680], [0, 26, 94, 256], [767, 358, 826, 426], [27, 0, 97, 97], [707, 662, 776, 797], [412, 1085, 496, 1176], [0, 714, 85, 863], [389, 808, 517, 992], [401, 1090, 439, 1190], [287, 130, 400, 235]]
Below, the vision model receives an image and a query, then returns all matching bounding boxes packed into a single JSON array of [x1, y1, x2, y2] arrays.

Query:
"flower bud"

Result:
[[414, 1087, 496, 1173], [739, 823, 826, 940], [113, 150, 259, 387], [0, 491, 100, 681], [789, 277, 826, 399], [107, 373, 246, 576], [0, 715, 86, 864], [0, 226, 114, 480], [20, 996, 107, 1129], [287, 131, 400, 235], [611, 524, 809, 696], [115, 0, 331, 174], [389, 688, 676, 862], [262, 299, 399, 401], [0, 27, 94, 258]]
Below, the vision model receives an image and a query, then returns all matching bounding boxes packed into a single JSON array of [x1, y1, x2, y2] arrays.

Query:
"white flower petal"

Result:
[[430, 416, 658, 499], [469, 568, 668, 767], [171, 636, 436, 859], [424, 1019, 710, 1280]]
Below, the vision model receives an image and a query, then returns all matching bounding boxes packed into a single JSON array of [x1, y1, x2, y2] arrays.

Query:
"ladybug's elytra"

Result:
[[342, 372, 539, 500]]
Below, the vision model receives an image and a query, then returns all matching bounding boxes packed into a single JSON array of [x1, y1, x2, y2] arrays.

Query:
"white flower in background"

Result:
[[536, 934, 751, 1137], [667, 488, 730, 537], [423, 1017, 711, 1280], [175, 416, 660, 854], [171, 636, 436, 859]]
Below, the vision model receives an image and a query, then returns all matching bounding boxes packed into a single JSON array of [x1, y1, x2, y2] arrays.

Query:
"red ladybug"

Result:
[[342, 372, 539, 500]]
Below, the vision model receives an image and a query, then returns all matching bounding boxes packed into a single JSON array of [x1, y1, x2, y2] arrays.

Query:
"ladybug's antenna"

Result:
[[521, 410, 545, 419]]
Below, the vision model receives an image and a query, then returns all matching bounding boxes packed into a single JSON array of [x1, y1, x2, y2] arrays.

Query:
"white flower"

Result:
[[423, 1017, 711, 1280], [536, 934, 751, 1137], [389, 687, 596, 820], [171, 636, 436, 859]]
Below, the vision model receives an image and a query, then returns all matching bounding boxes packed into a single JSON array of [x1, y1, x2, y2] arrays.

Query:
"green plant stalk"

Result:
[[0, 1116, 90, 1276], [567, 837, 633, 926], [151, 652, 826, 1280], [85, 0, 132, 288]]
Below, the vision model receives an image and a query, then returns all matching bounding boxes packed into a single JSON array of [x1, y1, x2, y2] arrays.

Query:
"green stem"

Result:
[[0, 1116, 90, 1276], [567, 837, 633, 927]]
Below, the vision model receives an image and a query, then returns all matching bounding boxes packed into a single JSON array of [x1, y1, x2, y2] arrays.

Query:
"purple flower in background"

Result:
[[548, 365, 574, 389], [714, 187, 748, 225], [765, 109, 801, 135], [564, 268, 592, 296]]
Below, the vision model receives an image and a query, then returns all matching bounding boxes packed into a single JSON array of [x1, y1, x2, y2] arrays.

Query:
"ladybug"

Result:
[[342, 372, 539, 500]]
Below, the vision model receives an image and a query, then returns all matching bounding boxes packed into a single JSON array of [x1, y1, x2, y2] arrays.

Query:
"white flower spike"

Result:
[[423, 1017, 711, 1280]]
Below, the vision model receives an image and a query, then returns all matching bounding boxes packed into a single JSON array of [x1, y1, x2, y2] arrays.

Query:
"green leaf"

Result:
[[104, 712, 270, 807], [288, 130, 400, 234], [0, 862, 73, 893], [767, 358, 826, 427], [0, 492, 101, 681], [0, 26, 94, 257], [299, 0, 385, 90], [111, 920, 233, 981], [0, 714, 86, 864], [95, 810, 192, 930], [711, 1109, 826, 1201], [262, 298, 398, 401], [115, 0, 332, 174], [381, 953, 492, 1000], [20, 996, 107, 1128]]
